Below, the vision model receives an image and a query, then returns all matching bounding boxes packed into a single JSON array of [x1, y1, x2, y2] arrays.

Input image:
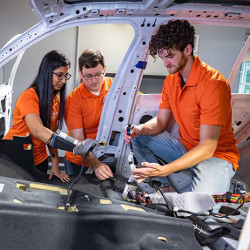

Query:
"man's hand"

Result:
[[132, 162, 163, 183], [123, 125, 142, 145], [73, 138, 99, 155], [93, 162, 113, 180]]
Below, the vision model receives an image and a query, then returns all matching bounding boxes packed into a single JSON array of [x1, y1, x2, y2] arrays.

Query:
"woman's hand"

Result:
[[48, 149, 70, 182], [49, 164, 70, 182]]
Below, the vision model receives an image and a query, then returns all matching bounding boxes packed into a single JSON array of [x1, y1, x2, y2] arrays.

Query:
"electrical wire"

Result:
[[64, 144, 97, 210], [213, 192, 250, 203], [210, 194, 245, 218]]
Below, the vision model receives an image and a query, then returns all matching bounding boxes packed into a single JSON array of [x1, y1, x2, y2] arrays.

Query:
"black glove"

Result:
[[73, 138, 99, 155]]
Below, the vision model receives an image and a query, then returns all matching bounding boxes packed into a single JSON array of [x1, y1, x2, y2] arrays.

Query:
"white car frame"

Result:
[[0, 1, 249, 249]]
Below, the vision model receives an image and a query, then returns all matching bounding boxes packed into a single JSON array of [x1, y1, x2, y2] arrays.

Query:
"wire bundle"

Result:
[[213, 192, 250, 204]]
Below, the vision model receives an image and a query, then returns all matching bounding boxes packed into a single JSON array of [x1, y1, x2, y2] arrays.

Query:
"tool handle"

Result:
[[126, 124, 131, 135]]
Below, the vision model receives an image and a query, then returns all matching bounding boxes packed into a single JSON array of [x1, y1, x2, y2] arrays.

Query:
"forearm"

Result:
[[85, 152, 101, 170], [140, 117, 165, 135], [161, 140, 217, 176], [25, 113, 54, 143], [47, 147, 70, 182], [139, 109, 172, 136], [48, 147, 59, 169], [33, 125, 53, 143], [86, 152, 113, 180]]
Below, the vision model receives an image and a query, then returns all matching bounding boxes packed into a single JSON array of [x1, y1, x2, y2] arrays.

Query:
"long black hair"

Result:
[[30, 50, 70, 130]]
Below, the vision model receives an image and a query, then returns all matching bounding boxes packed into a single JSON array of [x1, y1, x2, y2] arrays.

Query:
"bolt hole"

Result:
[[236, 121, 242, 126], [118, 117, 124, 122], [131, 69, 134, 73]]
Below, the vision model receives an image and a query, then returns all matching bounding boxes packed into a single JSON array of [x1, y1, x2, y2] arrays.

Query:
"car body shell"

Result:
[[0, 1, 250, 249]]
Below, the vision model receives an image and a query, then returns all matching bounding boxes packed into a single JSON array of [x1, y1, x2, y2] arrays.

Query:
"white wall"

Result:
[[78, 23, 134, 76], [12, 28, 78, 109], [144, 25, 249, 93], [0, 0, 38, 49], [195, 25, 249, 93]]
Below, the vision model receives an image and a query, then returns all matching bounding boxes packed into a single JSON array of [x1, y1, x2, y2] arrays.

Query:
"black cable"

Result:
[[126, 124, 138, 165], [173, 195, 245, 218], [64, 144, 97, 210], [147, 179, 174, 215], [154, 185, 172, 210], [210, 193, 245, 218]]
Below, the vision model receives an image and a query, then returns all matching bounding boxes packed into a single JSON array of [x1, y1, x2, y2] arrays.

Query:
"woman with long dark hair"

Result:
[[4, 50, 71, 182]]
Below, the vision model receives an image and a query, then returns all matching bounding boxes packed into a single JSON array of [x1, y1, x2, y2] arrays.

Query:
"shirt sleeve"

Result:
[[65, 90, 84, 130], [18, 90, 40, 119], [199, 80, 231, 125], [159, 77, 171, 110]]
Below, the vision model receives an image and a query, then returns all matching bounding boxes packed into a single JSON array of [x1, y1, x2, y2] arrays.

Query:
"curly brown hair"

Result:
[[149, 19, 195, 59]]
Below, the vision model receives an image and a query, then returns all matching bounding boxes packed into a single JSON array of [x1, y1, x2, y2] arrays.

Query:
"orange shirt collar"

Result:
[[80, 78, 108, 98], [185, 55, 201, 87]]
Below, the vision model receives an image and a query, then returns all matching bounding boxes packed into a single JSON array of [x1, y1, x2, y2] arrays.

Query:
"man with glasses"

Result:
[[64, 49, 113, 180]]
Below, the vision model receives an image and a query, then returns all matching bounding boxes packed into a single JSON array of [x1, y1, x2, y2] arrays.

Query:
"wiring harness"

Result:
[[213, 192, 250, 204]]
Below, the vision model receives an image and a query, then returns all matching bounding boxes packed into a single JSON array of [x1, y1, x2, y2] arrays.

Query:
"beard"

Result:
[[166, 54, 188, 75], [167, 66, 179, 74]]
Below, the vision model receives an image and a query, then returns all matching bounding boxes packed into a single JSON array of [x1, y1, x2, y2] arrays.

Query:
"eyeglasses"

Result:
[[82, 72, 105, 81], [53, 72, 72, 80]]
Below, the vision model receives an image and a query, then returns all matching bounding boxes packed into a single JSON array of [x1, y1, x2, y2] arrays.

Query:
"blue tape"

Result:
[[135, 61, 147, 69], [51, 135, 56, 148]]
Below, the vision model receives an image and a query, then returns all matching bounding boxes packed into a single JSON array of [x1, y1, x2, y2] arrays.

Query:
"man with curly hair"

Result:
[[124, 19, 239, 194]]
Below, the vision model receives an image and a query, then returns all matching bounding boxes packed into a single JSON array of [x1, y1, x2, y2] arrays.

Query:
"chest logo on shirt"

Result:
[[51, 111, 59, 120]]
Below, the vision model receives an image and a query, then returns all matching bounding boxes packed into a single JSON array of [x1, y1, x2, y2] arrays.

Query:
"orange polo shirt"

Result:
[[65, 77, 113, 166], [160, 56, 239, 170], [4, 87, 60, 166]]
